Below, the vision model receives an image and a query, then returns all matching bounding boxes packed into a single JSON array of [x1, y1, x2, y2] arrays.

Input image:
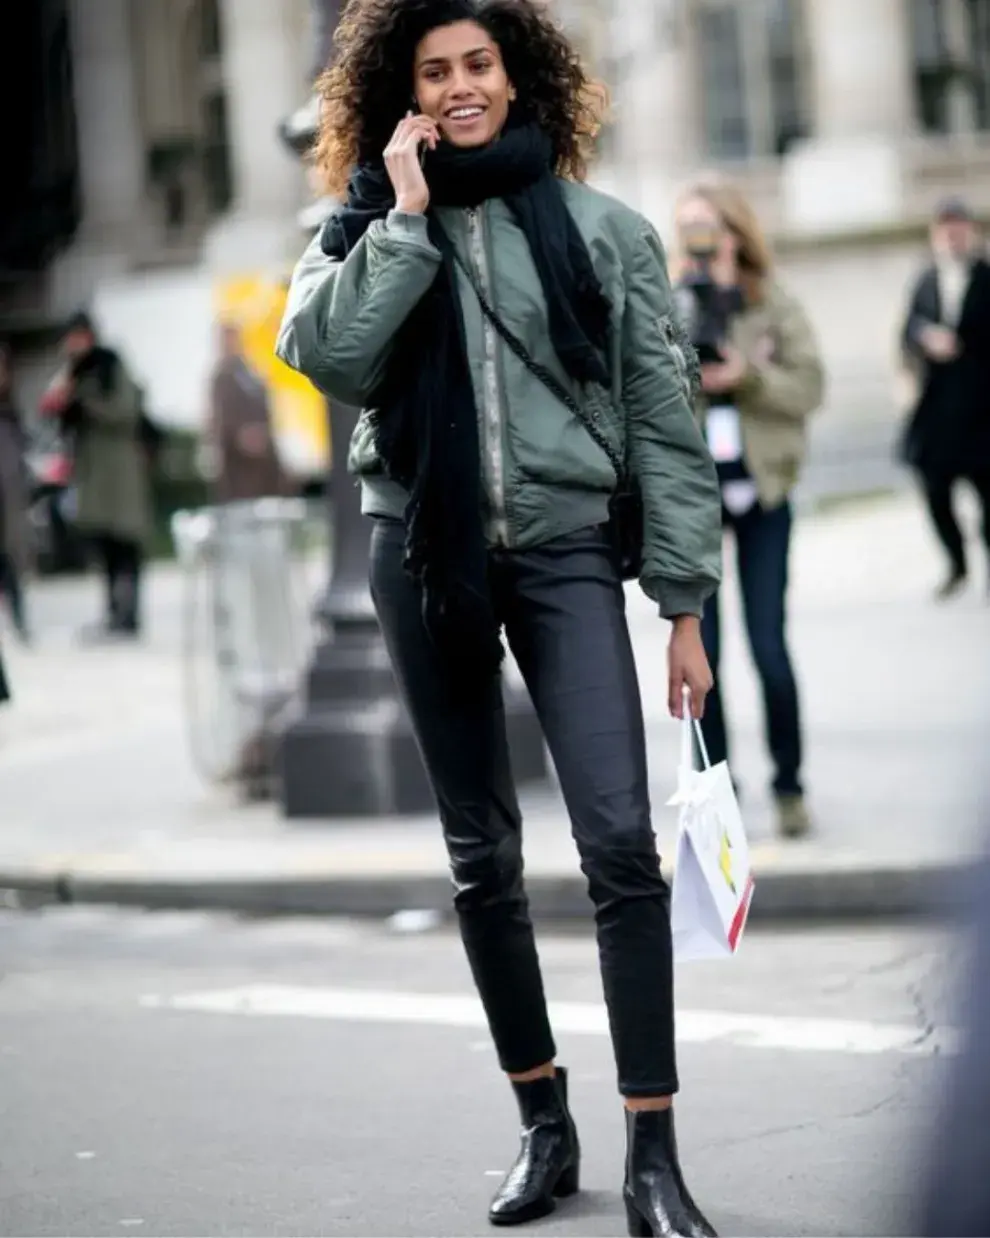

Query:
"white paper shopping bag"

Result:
[[668, 699, 755, 961]]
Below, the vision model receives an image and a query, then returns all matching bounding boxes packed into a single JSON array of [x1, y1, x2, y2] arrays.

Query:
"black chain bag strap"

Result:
[[450, 246, 643, 580]]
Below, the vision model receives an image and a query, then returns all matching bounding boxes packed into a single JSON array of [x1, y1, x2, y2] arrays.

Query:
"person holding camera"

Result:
[[673, 177, 825, 839], [278, 1, 724, 1231]]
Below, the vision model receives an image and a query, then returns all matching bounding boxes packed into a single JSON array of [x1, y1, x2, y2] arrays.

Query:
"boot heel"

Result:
[[488, 1066, 582, 1226], [624, 1200, 653, 1237], [553, 1161, 580, 1198]]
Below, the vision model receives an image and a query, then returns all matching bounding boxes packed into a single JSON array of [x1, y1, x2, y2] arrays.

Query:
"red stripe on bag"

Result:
[[728, 876, 755, 952]]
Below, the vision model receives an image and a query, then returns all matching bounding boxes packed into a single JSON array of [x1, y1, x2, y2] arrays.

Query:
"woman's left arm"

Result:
[[734, 287, 825, 422], [622, 221, 722, 621]]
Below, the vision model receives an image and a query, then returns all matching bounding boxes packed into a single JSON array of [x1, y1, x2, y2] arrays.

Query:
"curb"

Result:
[[0, 859, 967, 923]]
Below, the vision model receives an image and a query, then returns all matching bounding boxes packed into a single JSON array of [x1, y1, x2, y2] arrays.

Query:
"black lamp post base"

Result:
[[278, 677, 548, 819]]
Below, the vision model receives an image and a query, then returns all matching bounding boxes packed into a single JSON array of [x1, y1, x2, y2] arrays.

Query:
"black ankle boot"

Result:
[[623, 1108, 716, 1238], [488, 1067, 580, 1227]]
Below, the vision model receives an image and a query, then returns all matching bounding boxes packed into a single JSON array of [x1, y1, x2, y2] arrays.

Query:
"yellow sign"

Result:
[[214, 274, 329, 473]]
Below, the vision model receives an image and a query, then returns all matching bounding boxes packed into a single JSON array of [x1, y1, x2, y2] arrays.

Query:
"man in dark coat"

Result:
[[40, 312, 152, 638], [208, 322, 289, 504], [900, 198, 990, 599]]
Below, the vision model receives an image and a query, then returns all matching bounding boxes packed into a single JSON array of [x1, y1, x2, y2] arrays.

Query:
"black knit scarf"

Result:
[[321, 122, 610, 692]]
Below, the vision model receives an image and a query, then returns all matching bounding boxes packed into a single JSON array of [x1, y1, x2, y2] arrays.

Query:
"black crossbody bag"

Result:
[[450, 247, 643, 580]]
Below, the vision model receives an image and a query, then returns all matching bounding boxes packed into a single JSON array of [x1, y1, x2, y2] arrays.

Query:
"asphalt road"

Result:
[[0, 906, 956, 1238]]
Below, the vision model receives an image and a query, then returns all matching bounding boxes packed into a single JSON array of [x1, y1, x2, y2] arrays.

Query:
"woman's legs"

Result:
[[0, 552, 27, 639], [921, 470, 967, 588], [90, 534, 119, 629], [368, 519, 555, 1075], [91, 535, 142, 634], [734, 502, 803, 798], [111, 537, 142, 633], [371, 518, 578, 1227], [499, 529, 675, 1100], [969, 469, 990, 582], [501, 527, 714, 1236]]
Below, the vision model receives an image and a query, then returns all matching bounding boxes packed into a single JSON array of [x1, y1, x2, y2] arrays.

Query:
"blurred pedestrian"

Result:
[[206, 320, 293, 797], [900, 197, 990, 600], [208, 322, 289, 503], [0, 342, 31, 642], [278, 2, 723, 1234], [672, 176, 825, 839], [39, 312, 152, 640]]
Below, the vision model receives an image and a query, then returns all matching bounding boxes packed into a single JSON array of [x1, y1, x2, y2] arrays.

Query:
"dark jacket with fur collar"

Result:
[[901, 256, 990, 477]]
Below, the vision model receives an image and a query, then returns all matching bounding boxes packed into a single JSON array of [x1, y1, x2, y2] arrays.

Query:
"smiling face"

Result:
[[413, 20, 515, 148]]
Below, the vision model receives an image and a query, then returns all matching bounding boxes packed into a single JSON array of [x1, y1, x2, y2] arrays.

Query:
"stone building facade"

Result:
[[583, 0, 990, 235], [4, 0, 989, 440], [39, 0, 990, 296]]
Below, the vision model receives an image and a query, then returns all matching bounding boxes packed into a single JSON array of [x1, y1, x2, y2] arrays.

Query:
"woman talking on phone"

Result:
[[278, 1, 722, 1233]]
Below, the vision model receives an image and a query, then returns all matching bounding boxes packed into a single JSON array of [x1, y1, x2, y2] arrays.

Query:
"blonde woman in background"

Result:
[[672, 176, 825, 838]]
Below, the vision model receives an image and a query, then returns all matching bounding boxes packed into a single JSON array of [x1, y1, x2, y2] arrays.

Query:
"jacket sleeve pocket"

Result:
[[621, 221, 722, 619], [276, 211, 443, 407]]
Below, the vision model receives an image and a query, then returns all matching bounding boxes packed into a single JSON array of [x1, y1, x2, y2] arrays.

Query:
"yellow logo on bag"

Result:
[[719, 829, 736, 895]]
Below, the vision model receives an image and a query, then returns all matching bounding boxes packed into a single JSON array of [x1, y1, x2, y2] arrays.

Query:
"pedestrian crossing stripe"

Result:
[[140, 985, 958, 1058]]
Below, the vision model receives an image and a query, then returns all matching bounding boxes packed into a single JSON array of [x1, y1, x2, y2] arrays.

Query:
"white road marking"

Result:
[[129, 912, 230, 939], [141, 985, 957, 1057]]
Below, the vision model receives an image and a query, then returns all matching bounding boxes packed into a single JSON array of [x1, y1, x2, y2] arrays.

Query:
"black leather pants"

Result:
[[369, 520, 678, 1097]]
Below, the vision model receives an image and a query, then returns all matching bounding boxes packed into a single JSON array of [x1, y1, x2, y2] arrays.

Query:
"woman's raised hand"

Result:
[[384, 112, 439, 215]]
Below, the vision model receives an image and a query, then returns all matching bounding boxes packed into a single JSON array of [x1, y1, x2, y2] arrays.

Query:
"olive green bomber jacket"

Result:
[[719, 282, 826, 507], [276, 180, 722, 618]]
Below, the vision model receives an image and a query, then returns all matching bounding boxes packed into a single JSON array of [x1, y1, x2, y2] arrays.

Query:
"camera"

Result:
[[674, 222, 744, 365]]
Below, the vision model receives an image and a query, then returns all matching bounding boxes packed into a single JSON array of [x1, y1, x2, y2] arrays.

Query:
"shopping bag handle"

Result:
[[679, 686, 712, 781]]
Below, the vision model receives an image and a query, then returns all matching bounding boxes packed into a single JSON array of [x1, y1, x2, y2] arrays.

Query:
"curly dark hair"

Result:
[[315, 0, 608, 196]]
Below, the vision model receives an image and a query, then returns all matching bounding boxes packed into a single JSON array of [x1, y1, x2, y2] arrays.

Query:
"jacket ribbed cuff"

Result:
[[654, 581, 707, 621], [384, 209, 436, 247]]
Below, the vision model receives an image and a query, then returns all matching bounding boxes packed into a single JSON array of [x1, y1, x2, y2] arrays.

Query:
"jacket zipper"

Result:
[[466, 205, 509, 546]]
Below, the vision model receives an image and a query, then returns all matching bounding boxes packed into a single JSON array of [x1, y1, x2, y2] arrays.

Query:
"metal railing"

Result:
[[170, 497, 327, 790]]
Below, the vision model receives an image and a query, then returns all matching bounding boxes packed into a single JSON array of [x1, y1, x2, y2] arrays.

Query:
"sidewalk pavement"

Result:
[[1, 491, 987, 923]]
